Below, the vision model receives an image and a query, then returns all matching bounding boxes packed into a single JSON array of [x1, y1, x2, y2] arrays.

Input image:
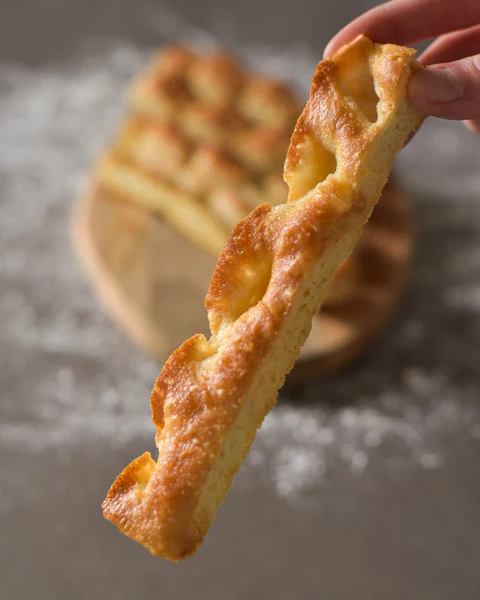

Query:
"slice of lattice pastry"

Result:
[[96, 45, 300, 255], [102, 36, 423, 560]]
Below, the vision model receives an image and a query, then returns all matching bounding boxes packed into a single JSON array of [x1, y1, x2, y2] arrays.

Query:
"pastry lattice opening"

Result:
[[228, 258, 273, 323], [286, 135, 337, 203], [336, 45, 380, 123]]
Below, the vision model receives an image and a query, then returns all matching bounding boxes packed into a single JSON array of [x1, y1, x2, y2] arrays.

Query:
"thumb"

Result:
[[408, 55, 480, 120]]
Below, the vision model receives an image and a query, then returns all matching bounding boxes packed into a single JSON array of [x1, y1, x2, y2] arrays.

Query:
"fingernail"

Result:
[[409, 67, 463, 104]]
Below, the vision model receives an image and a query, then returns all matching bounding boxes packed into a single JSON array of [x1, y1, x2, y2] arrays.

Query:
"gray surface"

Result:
[[1, 1, 480, 599]]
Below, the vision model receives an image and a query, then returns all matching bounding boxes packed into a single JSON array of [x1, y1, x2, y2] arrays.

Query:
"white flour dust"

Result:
[[0, 36, 479, 507], [247, 369, 480, 501]]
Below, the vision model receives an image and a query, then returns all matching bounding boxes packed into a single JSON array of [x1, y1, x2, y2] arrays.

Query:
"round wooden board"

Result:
[[73, 180, 413, 380]]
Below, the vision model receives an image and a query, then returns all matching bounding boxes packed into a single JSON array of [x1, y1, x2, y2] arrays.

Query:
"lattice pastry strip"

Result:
[[102, 36, 422, 560]]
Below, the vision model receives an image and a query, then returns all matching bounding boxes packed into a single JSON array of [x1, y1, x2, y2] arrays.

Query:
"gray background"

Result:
[[1, 1, 479, 599]]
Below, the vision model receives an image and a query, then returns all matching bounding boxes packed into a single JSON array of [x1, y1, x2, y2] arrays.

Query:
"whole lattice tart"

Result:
[[96, 46, 301, 254]]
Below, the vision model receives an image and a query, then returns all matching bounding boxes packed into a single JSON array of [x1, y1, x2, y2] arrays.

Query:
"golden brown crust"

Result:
[[102, 36, 423, 560]]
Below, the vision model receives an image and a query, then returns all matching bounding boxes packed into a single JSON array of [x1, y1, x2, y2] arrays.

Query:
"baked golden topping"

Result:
[[102, 36, 422, 561]]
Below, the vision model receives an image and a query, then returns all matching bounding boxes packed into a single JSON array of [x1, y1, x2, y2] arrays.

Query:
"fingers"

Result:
[[463, 119, 480, 133], [324, 0, 480, 57], [419, 24, 480, 65], [408, 55, 480, 120]]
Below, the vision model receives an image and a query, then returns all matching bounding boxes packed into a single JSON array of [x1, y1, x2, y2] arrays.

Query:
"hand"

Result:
[[324, 0, 480, 133]]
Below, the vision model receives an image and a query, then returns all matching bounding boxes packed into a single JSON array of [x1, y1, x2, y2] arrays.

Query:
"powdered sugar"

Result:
[[247, 368, 479, 501], [0, 34, 479, 510]]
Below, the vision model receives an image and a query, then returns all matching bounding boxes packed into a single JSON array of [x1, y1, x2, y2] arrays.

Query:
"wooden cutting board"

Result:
[[73, 180, 413, 379]]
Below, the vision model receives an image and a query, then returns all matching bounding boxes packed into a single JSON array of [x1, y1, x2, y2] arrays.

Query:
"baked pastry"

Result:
[[96, 46, 299, 255], [102, 36, 422, 560]]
